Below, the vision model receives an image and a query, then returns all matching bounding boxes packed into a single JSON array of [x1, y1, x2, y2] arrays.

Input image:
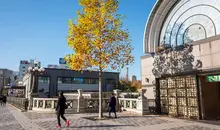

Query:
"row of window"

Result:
[[38, 77, 116, 85], [57, 77, 99, 84], [38, 77, 50, 83]]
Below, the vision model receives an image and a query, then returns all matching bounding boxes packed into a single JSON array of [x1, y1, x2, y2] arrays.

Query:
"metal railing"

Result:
[[7, 96, 28, 111]]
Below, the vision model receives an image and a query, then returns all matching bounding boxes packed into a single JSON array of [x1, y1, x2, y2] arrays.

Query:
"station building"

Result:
[[141, 0, 220, 119]]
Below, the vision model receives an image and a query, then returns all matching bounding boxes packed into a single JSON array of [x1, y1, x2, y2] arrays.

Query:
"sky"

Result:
[[0, 0, 156, 80]]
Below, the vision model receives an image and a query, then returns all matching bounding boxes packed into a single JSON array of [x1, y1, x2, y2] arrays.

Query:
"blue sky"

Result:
[[0, 0, 156, 80]]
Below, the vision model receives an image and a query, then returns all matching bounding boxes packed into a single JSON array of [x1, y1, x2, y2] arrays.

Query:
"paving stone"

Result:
[[162, 125, 220, 130], [0, 106, 25, 130], [0, 124, 25, 130], [36, 118, 120, 130], [111, 116, 171, 127], [2, 104, 220, 130]]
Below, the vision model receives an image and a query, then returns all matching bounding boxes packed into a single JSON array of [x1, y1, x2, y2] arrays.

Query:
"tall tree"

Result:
[[66, 0, 134, 118]]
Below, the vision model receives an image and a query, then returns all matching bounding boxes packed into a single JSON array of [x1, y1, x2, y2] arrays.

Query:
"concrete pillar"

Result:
[[137, 89, 149, 115], [113, 89, 121, 112], [77, 89, 85, 113]]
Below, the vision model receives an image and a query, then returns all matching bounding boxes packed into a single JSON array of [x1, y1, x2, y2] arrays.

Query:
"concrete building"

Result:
[[18, 60, 41, 82], [0, 69, 16, 92], [141, 0, 220, 119], [23, 68, 119, 98]]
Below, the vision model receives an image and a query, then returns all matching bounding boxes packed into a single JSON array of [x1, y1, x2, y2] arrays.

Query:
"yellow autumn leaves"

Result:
[[65, 0, 134, 72]]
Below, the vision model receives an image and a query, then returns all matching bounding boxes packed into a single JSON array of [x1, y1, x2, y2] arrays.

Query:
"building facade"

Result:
[[18, 60, 41, 82], [142, 0, 220, 120], [23, 68, 119, 98], [0, 69, 16, 92]]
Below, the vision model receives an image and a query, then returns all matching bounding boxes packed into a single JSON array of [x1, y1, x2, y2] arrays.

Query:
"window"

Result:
[[73, 78, 84, 84], [38, 77, 50, 83], [57, 77, 72, 84], [84, 78, 99, 84], [106, 79, 116, 85], [84, 78, 91, 84], [159, 0, 220, 46], [91, 78, 99, 84]]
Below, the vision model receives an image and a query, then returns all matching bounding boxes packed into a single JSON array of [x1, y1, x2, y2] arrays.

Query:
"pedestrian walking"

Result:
[[109, 93, 117, 118], [2, 95, 7, 106], [0, 95, 2, 106], [56, 91, 70, 128]]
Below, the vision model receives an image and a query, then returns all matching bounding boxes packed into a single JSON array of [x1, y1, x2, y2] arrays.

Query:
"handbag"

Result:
[[65, 103, 68, 109]]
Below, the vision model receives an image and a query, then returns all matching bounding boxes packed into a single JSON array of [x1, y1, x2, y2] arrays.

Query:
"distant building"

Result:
[[130, 75, 137, 82], [18, 59, 41, 82], [23, 68, 119, 98], [47, 64, 59, 69], [0, 68, 16, 92]]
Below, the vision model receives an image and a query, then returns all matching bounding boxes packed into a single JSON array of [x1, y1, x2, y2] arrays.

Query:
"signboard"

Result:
[[59, 58, 66, 64], [206, 75, 220, 82]]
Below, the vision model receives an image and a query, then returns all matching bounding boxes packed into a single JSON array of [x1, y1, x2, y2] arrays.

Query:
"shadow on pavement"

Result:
[[69, 124, 133, 128]]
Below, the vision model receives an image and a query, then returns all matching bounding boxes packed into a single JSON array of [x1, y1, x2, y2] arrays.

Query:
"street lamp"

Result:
[[27, 60, 45, 110]]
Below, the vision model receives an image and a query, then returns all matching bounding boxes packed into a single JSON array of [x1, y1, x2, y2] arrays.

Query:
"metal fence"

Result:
[[7, 96, 28, 111]]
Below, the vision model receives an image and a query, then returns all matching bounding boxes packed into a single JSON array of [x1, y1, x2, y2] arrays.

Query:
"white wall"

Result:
[[193, 38, 220, 70], [141, 56, 155, 99]]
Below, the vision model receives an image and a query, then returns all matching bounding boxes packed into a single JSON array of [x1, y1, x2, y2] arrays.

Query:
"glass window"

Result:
[[73, 78, 84, 84], [57, 77, 72, 84], [106, 79, 116, 85], [159, 0, 220, 46], [84, 78, 90, 84], [84, 78, 99, 84], [91, 79, 99, 84], [38, 77, 50, 83]]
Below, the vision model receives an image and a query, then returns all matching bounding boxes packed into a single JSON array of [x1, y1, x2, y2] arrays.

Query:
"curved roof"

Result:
[[143, 0, 179, 53], [143, 0, 220, 53]]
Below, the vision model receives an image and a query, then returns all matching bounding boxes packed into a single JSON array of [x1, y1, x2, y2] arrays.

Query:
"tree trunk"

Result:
[[99, 71, 103, 118]]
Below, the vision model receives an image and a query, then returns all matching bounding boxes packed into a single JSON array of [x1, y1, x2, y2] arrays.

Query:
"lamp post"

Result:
[[27, 60, 45, 110]]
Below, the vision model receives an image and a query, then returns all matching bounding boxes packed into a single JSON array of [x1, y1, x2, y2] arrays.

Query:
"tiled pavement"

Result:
[[1, 104, 220, 130]]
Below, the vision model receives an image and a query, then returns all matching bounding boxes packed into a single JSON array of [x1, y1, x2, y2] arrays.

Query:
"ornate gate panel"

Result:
[[159, 76, 198, 119]]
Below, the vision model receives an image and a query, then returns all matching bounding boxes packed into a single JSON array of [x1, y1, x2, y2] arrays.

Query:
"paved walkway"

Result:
[[1, 104, 220, 130]]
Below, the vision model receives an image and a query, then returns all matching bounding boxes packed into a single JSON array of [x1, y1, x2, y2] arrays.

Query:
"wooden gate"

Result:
[[159, 76, 198, 119]]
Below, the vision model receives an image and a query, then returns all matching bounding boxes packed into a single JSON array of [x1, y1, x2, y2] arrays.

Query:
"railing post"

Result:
[[113, 89, 121, 112], [36, 99, 39, 108], [77, 89, 85, 113], [51, 100, 55, 109], [43, 100, 46, 109], [130, 100, 133, 109]]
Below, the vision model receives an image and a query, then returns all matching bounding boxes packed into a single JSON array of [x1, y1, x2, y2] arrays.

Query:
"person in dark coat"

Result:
[[109, 93, 117, 118], [56, 91, 70, 128], [2, 95, 7, 106], [0, 95, 2, 106]]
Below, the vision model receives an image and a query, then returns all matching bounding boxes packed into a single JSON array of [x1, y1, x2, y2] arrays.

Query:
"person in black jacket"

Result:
[[109, 93, 117, 118], [56, 91, 70, 128], [2, 95, 7, 106], [0, 95, 2, 106]]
